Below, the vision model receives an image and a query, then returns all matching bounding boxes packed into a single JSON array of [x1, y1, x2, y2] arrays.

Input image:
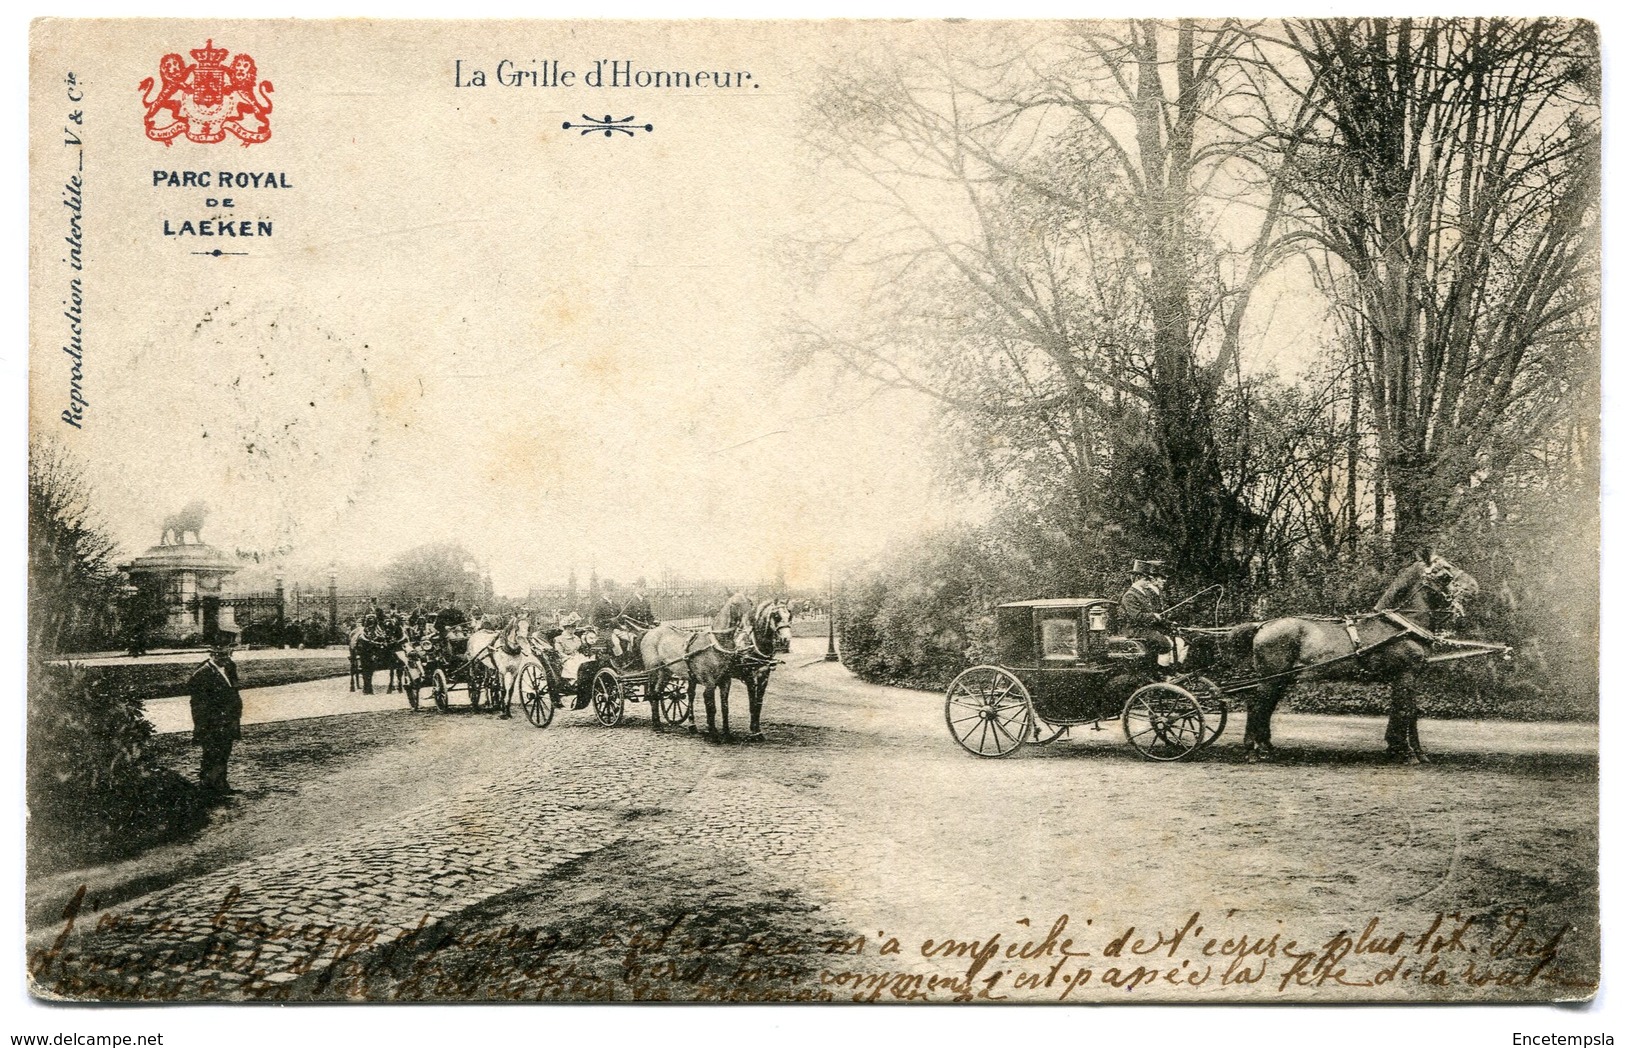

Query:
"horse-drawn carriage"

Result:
[[946, 598, 1228, 761], [529, 625, 696, 729], [948, 559, 1511, 763], [517, 600, 795, 737], [401, 629, 505, 714]]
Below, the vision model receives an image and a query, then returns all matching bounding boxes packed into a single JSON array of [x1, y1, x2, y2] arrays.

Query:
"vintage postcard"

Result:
[[24, 17, 1601, 1013]]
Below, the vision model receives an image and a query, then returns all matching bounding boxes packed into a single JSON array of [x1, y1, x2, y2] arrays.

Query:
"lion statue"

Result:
[[160, 500, 208, 545]]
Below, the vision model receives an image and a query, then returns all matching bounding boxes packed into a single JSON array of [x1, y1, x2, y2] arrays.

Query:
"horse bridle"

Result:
[[735, 605, 784, 665], [1421, 561, 1466, 620]]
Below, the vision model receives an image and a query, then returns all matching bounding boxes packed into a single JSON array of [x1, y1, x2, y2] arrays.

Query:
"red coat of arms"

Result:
[[140, 40, 273, 146]]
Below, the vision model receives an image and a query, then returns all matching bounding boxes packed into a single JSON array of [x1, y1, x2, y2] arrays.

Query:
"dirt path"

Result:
[[27, 640, 1599, 1003]]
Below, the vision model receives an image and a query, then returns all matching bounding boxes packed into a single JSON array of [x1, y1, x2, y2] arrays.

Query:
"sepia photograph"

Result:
[[17, 9, 1611, 1036]]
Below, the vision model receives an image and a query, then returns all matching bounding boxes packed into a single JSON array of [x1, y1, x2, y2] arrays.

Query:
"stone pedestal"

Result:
[[120, 543, 243, 644]]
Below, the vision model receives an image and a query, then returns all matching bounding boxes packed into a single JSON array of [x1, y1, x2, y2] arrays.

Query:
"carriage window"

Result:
[[1040, 617, 1080, 660]]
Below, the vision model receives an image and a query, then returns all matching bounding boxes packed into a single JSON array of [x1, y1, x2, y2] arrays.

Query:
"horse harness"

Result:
[[1223, 611, 1432, 694], [634, 623, 783, 677]]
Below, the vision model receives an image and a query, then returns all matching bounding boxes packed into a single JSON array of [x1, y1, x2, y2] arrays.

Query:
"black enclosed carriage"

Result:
[[944, 598, 1227, 761]]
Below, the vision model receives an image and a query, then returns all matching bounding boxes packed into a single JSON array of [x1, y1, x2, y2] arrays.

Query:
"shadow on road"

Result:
[[1012, 738, 1597, 774]]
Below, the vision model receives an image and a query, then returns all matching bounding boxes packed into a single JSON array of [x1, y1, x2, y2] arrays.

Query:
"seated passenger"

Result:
[[622, 590, 657, 627], [558, 628, 592, 690]]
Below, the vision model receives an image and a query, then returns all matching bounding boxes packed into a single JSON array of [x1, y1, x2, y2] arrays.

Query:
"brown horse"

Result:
[[348, 622, 401, 695], [640, 601, 783, 739], [1227, 556, 1479, 764]]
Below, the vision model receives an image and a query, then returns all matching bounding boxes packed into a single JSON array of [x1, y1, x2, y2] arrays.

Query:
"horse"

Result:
[[758, 598, 795, 653], [1226, 556, 1480, 764], [639, 600, 783, 739], [483, 611, 544, 718], [727, 599, 788, 733], [348, 623, 400, 695]]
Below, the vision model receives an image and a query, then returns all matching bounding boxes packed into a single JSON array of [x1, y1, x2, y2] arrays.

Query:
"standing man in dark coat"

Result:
[[1120, 559, 1174, 661], [188, 643, 244, 800]]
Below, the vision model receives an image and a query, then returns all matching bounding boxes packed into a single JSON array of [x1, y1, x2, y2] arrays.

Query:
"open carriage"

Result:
[[402, 631, 505, 714], [524, 623, 696, 729], [945, 598, 1227, 761]]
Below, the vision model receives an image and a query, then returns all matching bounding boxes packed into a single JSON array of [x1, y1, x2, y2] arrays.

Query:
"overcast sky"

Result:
[[34, 22, 965, 594], [37, 20, 1339, 597]]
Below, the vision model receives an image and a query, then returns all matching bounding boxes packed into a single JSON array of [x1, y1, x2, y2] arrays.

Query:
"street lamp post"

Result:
[[824, 570, 840, 662]]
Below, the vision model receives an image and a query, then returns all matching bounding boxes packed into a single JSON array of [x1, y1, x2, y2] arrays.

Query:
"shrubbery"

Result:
[[835, 528, 982, 686], [27, 658, 203, 872], [836, 524, 1598, 723]]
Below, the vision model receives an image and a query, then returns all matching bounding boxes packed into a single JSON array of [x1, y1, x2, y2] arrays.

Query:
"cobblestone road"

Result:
[[27, 641, 1600, 1003]]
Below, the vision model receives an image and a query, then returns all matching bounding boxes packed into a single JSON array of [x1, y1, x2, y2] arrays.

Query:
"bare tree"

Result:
[[1270, 17, 1600, 558], [792, 20, 1294, 580], [29, 439, 121, 656]]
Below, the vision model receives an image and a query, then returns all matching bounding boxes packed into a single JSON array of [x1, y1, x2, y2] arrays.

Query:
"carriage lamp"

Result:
[[1088, 605, 1110, 635]]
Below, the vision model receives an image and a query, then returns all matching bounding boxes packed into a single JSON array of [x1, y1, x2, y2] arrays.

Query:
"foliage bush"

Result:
[[27, 659, 203, 872], [838, 523, 1597, 722], [29, 439, 120, 657], [835, 526, 988, 687]]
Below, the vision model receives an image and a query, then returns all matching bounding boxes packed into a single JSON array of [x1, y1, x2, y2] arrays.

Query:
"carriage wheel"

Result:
[[944, 665, 1033, 758], [1174, 674, 1229, 749], [432, 669, 450, 713], [591, 668, 625, 727], [519, 663, 553, 728], [656, 675, 692, 726], [1122, 683, 1206, 762]]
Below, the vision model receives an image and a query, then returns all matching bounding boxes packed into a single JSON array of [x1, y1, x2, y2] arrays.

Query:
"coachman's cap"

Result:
[[1130, 559, 1167, 577]]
